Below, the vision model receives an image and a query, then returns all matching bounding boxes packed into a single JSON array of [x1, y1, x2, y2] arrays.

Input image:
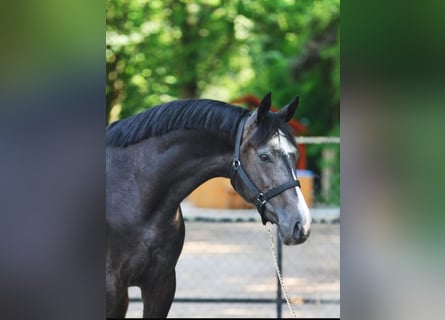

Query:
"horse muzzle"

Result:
[[279, 220, 311, 245]]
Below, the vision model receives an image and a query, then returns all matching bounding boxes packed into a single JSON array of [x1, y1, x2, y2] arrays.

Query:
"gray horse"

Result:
[[106, 93, 311, 318]]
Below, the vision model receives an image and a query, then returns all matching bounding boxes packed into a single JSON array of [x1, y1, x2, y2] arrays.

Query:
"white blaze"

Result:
[[268, 130, 311, 235], [296, 187, 311, 234], [267, 130, 297, 154]]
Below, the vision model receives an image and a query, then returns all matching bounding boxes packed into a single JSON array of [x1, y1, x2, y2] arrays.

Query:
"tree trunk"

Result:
[[176, 1, 199, 99]]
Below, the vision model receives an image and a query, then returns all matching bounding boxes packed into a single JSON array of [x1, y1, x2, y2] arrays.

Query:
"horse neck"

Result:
[[135, 129, 234, 212]]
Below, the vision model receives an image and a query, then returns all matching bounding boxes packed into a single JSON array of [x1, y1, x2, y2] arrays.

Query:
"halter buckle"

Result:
[[256, 193, 266, 206], [232, 160, 241, 169]]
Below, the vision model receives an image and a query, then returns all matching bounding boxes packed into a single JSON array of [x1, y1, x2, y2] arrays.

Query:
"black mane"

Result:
[[106, 99, 250, 147]]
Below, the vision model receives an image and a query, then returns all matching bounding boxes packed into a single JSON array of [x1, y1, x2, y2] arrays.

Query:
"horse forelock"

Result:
[[250, 112, 296, 149]]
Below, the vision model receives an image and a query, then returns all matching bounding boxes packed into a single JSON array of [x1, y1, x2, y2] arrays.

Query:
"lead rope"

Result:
[[266, 224, 297, 318]]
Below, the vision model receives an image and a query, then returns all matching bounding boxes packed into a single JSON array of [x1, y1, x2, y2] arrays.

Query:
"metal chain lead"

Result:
[[266, 224, 297, 318]]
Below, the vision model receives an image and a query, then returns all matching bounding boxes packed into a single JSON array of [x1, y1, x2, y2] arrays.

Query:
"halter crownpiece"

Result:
[[230, 116, 301, 225]]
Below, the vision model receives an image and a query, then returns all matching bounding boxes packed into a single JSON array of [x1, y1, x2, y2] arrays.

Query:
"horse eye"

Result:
[[258, 154, 270, 162]]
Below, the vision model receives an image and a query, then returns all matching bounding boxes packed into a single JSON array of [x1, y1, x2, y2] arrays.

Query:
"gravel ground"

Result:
[[125, 201, 340, 318]]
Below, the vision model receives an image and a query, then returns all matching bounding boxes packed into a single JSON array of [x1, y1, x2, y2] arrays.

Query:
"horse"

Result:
[[106, 92, 312, 318]]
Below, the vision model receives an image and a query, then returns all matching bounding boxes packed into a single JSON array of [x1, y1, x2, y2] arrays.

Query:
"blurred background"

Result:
[[107, 0, 340, 318]]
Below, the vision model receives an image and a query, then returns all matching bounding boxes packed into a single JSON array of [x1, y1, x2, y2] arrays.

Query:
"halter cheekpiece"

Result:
[[230, 116, 301, 225]]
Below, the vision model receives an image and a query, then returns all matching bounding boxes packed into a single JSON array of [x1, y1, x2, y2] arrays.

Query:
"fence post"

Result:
[[321, 147, 336, 200], [276, 227, 283, 318]]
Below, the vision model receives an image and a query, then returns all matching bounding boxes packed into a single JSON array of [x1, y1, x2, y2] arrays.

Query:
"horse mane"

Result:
[[106, 99, 250, 147]]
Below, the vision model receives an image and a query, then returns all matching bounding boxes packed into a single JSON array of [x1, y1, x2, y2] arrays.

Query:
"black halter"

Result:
[[230, 116, 301, 225]]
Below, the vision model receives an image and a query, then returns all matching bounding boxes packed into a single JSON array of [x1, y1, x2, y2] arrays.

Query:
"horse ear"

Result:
[[278, 96, 299, 122], [256, 92, 272, 123]]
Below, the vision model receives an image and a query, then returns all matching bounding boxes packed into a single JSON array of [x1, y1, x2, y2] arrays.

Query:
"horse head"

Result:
[[231, 92, 311, 245]]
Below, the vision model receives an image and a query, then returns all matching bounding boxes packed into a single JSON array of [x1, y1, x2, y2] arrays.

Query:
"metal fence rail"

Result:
[[295, 136, 340, 144]]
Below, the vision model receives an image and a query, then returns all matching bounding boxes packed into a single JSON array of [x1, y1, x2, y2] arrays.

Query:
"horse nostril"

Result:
[[293, 221, 303, 236]]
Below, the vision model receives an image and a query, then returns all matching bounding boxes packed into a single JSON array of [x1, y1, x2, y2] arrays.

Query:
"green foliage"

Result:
[[106, 0, 339, 123]]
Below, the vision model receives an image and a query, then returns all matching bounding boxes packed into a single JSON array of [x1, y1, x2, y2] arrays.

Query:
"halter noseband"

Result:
[[230, 116, 301, 225]]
